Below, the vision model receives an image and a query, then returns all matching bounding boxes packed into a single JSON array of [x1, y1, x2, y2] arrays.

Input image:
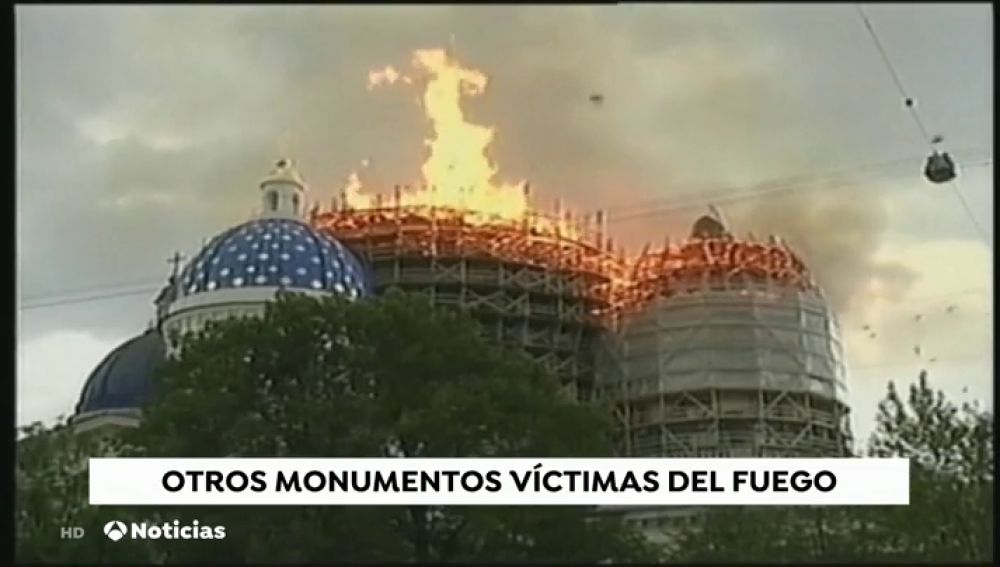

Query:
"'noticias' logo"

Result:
[[103, 521, 128, 542], [101, 519, 226, 542]]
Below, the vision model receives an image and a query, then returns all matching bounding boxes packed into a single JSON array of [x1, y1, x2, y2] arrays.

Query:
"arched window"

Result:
[[268, 191, 279, 211], [292, 194, 300, 212]]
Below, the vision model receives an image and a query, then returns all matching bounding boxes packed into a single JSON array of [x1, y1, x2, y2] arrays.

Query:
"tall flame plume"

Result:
[[345, 48, 536, 225]]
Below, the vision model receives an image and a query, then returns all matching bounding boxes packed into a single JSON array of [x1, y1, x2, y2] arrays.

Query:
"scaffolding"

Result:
[[311, 203, 627, 402], [312, 203, 853, 455], [309, 198, 854, 544], [598, 235, 853, 458]]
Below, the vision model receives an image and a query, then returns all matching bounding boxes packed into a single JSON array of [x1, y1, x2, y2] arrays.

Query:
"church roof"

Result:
[[176, 217, 371, 299], [74, 329, 165, 415]]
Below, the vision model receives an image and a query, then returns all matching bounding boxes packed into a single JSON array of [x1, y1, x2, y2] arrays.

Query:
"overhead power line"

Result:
[[604, 152, 989, 224], [853, 4, 991, 244], [19, 285, 161, 311], [854, 4, 934, 144], [20, 250, 192, 311], [604, 153, 939, 217], [607, 158, 918, 224], [19, 278, 165, 305], [17, 273, 989, 315], [945, 178, 990, 242]]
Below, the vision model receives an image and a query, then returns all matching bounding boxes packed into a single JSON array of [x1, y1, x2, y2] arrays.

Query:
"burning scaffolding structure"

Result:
[[598, 215, 853, 459], [312, 200, 627, 402], [313, 46, 853, 462]]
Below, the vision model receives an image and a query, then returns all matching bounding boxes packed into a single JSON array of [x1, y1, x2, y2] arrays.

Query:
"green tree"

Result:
[[671, 370, 994, 563], [864, 370, 993, 561], [16, 420, 157, 563], [18, 290, 659, 563]]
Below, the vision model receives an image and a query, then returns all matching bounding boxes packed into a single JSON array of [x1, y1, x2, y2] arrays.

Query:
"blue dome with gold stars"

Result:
[[177, 217, 371, 300]]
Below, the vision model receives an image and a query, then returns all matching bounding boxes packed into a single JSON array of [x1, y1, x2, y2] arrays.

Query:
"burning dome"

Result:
[[313, 49, 625, 402], [600, 217, 850, 465]]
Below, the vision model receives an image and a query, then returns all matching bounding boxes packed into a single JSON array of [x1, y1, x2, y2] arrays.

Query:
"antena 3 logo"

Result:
[[103, 520, 226, 541], [103, 521, 128, 541]]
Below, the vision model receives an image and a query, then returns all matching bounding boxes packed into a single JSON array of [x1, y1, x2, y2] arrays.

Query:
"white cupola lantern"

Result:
[[259, 158, 306, 220]]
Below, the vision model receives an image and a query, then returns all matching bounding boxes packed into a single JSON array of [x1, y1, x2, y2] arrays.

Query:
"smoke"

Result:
[[725, 183, 920, 319], [19, 4, 985, 340], [605, 177, 923, 322]]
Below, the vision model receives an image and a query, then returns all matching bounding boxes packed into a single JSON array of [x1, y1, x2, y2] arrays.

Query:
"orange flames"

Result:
[[367, 65, 406, 89], [314, 49, 822, 324], [613, 237, 817, 314], [346, 48, 579, 233]]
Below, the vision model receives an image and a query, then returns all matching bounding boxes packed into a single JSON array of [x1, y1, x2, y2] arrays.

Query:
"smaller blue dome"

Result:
[[178, 218, 371, 299], [75, 329, 165, 415]]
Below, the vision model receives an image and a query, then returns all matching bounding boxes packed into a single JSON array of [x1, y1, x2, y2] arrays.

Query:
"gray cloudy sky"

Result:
[[16, 4, 993, 446]]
